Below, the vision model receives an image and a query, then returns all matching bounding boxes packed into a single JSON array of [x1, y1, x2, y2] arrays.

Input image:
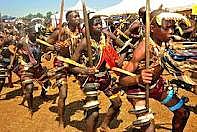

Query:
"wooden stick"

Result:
[[111, 67, 136, 77], [145, 0, 150, 109], [36, 38, 54, 48], [82, 0, 93, 67], [57, 56, 86, 68], [58, 0, 64, 41]]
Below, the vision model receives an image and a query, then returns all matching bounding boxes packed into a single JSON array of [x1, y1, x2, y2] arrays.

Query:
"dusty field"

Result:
[[0, 59, 196, 132]]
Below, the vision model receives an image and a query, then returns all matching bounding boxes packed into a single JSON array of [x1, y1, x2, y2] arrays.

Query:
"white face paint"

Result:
[[156, 12, 191, 27]]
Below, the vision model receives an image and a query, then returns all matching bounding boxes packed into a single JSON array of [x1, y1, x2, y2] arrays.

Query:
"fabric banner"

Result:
[[192, 4, 197, 15]]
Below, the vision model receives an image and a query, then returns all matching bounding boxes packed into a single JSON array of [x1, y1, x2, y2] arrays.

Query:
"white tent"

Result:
[[67, 0, 94, 12], [155, 0, 197, 12], [94, 0, 196, 16], [94, 0, 138, 16], [51, 0, 95, 27]]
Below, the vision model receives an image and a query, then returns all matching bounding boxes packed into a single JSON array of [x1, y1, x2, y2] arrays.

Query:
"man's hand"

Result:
[[42, 52, 52, 61], [54, 41, 64, 51], [85, 67, 97, 75], [115, 57, 124, 68], [122, 61, 129, 69], [7, 65, 13, 70], [138, 68, 154, 84]]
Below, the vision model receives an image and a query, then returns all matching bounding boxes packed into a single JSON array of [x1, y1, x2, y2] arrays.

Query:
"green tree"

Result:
[[25, 13, 34, 20], [46, 11, 53, 20], [35, 13, 44, 18]]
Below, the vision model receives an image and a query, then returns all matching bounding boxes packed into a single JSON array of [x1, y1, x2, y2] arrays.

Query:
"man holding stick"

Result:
[[118, 9, 190, 132]]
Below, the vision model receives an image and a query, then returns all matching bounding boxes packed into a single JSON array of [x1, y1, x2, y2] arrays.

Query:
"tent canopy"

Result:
[[67, 0, 94, 11], [94, 0, 196, 16]]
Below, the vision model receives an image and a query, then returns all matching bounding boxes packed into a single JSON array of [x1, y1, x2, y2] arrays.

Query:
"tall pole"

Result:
[[82, 0, 93, 67], [0, 12, 2, 31], [58, 0, 64, 41], [145, 0, 150, 109]]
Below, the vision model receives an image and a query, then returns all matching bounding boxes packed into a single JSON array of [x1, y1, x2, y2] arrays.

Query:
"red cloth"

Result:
[[97, 44, 120, 69]]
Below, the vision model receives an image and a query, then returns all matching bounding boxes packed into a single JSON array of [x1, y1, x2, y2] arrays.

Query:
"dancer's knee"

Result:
[[83, 83, 100, 120], [25, 83, 34, 94]]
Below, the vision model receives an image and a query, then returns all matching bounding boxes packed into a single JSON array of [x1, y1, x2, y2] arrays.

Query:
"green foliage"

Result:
[[22, 11, 53, 20], [46, 11, 53, 20]]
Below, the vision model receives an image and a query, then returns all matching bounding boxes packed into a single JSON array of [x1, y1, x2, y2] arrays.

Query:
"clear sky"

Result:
[[0, 0, 121, 17]]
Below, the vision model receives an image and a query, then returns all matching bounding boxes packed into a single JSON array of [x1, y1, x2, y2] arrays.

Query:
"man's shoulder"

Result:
[[129, 19, 141, 29], [50, 29, 59, 36]]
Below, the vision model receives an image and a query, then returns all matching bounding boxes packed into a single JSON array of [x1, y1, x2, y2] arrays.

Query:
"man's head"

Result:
[[138, 6, 146, 24], [150, 10, 175, 43], [89, 16, 102, 35], [66, 10, 80, 26], [0, 32, 5, 46], [25, 27, 37, 42]]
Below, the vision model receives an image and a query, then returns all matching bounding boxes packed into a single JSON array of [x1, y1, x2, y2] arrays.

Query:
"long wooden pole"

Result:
[[58, 0, 64, 41], [0, 13, 2, 31], [145, 0, 150, 109], [82, 0, 93, 67]]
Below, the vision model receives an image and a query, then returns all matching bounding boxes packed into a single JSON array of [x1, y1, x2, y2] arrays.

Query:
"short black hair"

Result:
[[138, 6, 146, 17], [89, 16, 101, 27], [25, 26, 36, 34], [66, 10, 78, 21], [139, 6, 146, 24]]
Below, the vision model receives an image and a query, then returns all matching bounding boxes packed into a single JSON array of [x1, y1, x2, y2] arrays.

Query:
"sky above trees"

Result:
[[0, 0, 121, 17]]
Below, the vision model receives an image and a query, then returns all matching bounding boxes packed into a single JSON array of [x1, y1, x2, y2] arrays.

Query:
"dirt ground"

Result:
[[0, 60, 196, 132]]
